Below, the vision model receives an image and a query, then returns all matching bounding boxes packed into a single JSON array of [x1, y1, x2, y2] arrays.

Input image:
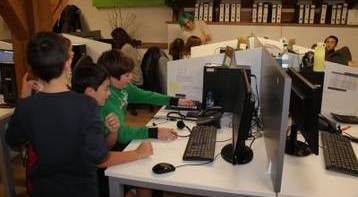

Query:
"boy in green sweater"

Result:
[[97, 49, 193, 145]]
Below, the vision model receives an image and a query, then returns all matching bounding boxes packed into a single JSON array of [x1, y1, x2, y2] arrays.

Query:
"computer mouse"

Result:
[[152, 162, 176, 174]]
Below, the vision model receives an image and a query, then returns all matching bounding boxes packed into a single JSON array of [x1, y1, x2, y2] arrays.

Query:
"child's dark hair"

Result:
[[169, 38, 185, 60], [111, 27, 135, 49], [97, 49, 134, 79], [71, 63, 110, 93], [27, 32, 71, 82], [324, 35, 339, 45]]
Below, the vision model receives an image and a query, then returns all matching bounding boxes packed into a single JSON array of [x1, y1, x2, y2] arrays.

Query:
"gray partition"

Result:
[[260, 48, 292, 193]]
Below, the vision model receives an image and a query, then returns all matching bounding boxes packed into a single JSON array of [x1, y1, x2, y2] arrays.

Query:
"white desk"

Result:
[[279, 126, 358, 197], [0, 108, 15, 197], [105, 108, 275, 197]]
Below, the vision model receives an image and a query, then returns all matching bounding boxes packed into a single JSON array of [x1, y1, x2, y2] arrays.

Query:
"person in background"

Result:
[[324, 35, 338, 56], [111, 27, 143, 86], [178, 12, 211, 43], [97, 49, 194, 146], [169, 38, 184, 60], [182, 36, 202, 59], [71, 63, 152, 197]]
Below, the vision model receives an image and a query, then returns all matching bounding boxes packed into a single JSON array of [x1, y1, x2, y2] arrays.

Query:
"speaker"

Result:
[[0, 63, 17, 105]]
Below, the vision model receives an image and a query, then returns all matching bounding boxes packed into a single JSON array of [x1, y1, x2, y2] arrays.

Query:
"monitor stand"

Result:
[[221, 143, 253, 165], [285, 124, 311, 156]]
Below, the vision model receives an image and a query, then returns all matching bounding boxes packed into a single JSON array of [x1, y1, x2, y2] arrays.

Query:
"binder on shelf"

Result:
[[309, 4, 315, 24], [203, 3, 209, 21], [219, 3, 225, 22], [252, 3, 257, 23], [347, 9, 358, 25], [276, 3, 282, 23], [236, 3, 241, 22], [224, 3, 230, 22], [271, 4, 277, 23], [263, 3, 269, 23], [194, 2, 199, 20], [331, 4, 337, 24], [341, 3, 348, 25], [304, 4, 310, 24], [199, 3, 204, 21], [231, 3, 236, 22], [335, 4, 342, 24], [320, 4, 327, 24], [258, 2, 263, 23], [298, 4, 304, 24]]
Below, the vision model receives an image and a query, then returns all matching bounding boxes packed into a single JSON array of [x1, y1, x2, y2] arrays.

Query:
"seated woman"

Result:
[[182, 36, 202, 59], [169, 38, 185, 60], [178, 12, 211, 44]]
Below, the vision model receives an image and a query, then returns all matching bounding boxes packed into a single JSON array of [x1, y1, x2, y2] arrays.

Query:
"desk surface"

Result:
[[105, 109, 275, 197], [0, 108, 14, 120], [279, 126, 358, 197]]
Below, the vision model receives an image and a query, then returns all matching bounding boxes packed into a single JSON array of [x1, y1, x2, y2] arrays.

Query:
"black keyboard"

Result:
[[321, 132, 358, 177], [183, 126, 217, 161], [331, 113, 358, 124]]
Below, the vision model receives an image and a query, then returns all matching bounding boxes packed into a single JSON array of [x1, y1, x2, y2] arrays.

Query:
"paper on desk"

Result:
[[321, 62, 358, 115]]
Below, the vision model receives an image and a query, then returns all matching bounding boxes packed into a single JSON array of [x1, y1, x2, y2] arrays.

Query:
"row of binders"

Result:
[[296, 3, 349, 25], [252, 2, 282, 23], [194, 2, 241, 22]]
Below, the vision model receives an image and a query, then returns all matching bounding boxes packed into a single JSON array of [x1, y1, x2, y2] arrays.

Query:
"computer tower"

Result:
[[202, 66, 250, 112], [71, 44, 86, 68], [0, 63, 18, 105]]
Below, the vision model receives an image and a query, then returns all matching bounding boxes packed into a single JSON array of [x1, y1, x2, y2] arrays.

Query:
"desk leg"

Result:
[[108, 177, 124, 197], [0, 118, 16, 197]]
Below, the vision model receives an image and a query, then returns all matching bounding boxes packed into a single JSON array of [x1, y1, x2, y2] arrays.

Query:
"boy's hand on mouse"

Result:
[[105, 113, 120, 133], [178, 98, 194, 107], [158, 128, 178, 141], [136, 140, 153, 159]]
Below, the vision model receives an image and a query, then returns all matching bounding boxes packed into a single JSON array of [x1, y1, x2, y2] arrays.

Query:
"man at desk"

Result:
[[324, 35, 352, 66]]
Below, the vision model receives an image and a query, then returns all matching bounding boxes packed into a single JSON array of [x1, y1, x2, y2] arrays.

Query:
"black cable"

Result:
[[175, 152, 221, 169], [249, 136, 256, 148], [216, 138, 232, 143]]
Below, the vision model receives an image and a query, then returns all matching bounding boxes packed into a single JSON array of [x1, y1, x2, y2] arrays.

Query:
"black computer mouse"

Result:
[[152, 162, 176, 174]]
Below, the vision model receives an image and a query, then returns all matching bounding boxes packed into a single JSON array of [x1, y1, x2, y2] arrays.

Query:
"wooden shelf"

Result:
[[166, 21, 358, 28]]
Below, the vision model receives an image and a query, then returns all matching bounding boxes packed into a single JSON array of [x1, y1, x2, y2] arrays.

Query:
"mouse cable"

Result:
[[174, 152, 222, 169]]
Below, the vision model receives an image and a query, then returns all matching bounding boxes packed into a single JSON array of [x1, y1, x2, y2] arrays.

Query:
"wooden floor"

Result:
[[0, 106, 199, 197]]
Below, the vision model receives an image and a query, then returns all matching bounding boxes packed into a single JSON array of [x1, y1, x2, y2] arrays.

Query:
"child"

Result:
[[6, 32, 152, 197], [97, 49, 193, 146], [71, 63, 153, 197]]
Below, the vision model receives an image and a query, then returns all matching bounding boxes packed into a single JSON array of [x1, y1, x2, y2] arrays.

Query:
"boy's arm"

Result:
[[6, 106, 27, 149], [118, 124, 158, 144], [97, 140, 153, 168], [104, 113, 119, 148]]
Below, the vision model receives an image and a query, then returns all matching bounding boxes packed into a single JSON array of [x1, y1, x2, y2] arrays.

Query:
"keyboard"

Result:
[[165, 101, 201, 111], [331, 113, 358, 124], [321, 132, 358, 177], [183, 126, 217, 161]]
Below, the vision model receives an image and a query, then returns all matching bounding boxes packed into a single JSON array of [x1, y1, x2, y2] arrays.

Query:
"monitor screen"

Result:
[[0, 49, 14, 64], [286, 67, 320, 155]]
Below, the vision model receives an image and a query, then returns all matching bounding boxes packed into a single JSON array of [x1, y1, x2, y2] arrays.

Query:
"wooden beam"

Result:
[[51, 0, 69, 27], [0, 0, 30, 40]]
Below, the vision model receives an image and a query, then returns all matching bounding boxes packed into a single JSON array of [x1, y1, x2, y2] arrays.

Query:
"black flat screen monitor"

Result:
[[202, 66, 250, 112], [221, 68, 255, 164], [286, 67, 320, 156]]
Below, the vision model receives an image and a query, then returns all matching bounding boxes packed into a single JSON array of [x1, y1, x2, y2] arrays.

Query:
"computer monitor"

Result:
[[202, 65, 250, 112], [0, 49, 14, 63], [286, 67, 320, 156], [221, 68, 255, 164]]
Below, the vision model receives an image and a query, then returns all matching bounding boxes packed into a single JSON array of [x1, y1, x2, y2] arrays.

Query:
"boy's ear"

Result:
[[84, 87, 95, 97]]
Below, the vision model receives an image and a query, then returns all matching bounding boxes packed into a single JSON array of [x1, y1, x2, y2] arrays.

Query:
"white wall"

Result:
[[69, 0, 172, 42]]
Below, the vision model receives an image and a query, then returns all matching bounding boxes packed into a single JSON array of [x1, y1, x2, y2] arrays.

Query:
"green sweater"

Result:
[[100, 83, 171, 144]]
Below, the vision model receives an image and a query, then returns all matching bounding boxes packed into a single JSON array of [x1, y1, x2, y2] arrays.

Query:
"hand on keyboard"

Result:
[[178, 98, 195, 107], [158, 128, 178, 141]]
